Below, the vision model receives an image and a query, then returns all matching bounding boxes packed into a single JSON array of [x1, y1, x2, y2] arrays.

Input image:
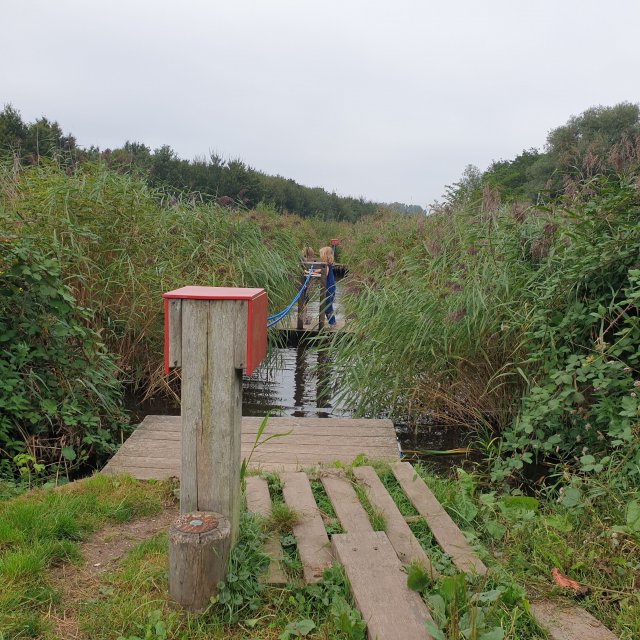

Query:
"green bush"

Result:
[[0, 237, 126, 471]]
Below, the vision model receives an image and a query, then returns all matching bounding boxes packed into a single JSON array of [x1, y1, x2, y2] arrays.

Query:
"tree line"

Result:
[[444, 102, 640, 206], [0, 105, 417, 222]]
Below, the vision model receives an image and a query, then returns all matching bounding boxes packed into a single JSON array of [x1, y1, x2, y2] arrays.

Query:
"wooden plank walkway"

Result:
[[332, 532, 435, 640], [529, 601, 619, 640], [321, 471, 374, 533], [102, 415, 399, 478], [281, 472, 333, 583], [245, 477, 288, 584], [281, 316, 347, 333], [353, 465, 437, 576], [393, 461, 488, 575]]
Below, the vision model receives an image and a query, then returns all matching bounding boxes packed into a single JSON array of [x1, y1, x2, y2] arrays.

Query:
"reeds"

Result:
[[0, 160, 344, 393]]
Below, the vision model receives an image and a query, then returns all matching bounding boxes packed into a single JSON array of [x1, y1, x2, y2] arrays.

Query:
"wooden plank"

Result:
[[530, 601, 618, 640], [332, 531, 434, 640], [321, 472, 373, 533], [121, 431, 397, 448], [392, 462, 487, 576], [103, 415, 399, 481], [137, 415, 396, 436], [245, 477, 287, 584], [110, 440, 397, 456], [167, 298, 182, 368], [180, 299, 207, 514], [353, 466, 437, 576], [281, 472, 332, 583]]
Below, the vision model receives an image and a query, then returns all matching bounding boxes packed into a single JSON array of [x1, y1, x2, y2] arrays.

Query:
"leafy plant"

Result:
[[0, 237, 126, 471]]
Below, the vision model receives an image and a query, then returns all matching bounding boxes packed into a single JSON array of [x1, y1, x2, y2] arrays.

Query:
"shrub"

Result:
[[0, 237, 126, 471]]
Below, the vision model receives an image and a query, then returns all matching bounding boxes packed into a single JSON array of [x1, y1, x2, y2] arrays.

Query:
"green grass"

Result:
[[310, 479, 344, 535], [2, 463, 637, 639], [0, 474, 174, 639]]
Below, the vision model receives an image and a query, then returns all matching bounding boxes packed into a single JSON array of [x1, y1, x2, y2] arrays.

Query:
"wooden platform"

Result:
[[277, 315, 347, 333], [102, 415, 399, 478]]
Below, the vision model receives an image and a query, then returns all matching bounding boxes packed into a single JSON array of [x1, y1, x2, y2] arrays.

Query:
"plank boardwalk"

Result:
[[393, 461, 488, 576], [102, 415, 398, 478], [281, 472, 333, 583], [321, 471, 373, 533], [353, 465, 437, 576], [244, 477, 288, 584], [332, 532, 434, 640]]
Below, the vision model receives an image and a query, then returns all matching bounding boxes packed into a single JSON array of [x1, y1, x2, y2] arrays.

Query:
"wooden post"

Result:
[[163, 285, 267, 612], [168, 511, 231, 612], [181, 298, 246, 542], [319, 263, 327, 329]]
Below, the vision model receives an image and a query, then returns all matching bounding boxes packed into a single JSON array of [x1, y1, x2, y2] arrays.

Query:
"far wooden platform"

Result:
[[102, 415, 399, 479], [276, 316, 347, 333]]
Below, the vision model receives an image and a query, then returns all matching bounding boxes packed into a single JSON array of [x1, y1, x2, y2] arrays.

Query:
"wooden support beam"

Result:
[[180, 299, 246, 543], [353, 466, 437, 576], [281, 472, 333, 583], [392, 462, 487, 576]]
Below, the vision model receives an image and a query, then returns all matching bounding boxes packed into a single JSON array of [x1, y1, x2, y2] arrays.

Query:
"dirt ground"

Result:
[[48, 506, 179, 640]]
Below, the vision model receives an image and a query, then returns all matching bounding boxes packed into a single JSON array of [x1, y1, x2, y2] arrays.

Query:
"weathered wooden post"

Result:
[[163, 286, 267, 611]]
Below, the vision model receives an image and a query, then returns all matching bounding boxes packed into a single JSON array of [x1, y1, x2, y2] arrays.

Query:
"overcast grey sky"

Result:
[[1, 0, 639, 206]]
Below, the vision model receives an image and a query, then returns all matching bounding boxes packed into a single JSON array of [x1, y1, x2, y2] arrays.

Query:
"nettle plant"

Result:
[[497, 176, 640, 482], [0, 237, 126, 475]]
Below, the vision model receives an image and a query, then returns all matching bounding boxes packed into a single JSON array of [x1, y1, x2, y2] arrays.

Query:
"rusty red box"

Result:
[[330, 238, 339, 246], [162, 286, 267, 376]]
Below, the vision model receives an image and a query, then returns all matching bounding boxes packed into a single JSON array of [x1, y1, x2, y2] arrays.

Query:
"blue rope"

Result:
[[267, 268, 315, 328]]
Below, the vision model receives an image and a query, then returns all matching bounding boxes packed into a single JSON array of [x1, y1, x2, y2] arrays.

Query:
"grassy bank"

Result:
[[1, 460, 637, 639]]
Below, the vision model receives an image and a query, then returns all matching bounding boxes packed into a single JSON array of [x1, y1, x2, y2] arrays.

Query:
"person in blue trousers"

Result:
[[319, 245, 337, 327]]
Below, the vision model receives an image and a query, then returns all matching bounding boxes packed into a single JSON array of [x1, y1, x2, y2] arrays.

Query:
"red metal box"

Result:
[[162, 286, 268, 376]]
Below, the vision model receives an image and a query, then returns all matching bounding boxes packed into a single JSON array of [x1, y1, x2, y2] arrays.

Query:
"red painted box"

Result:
[[162, 286, 268, 376]]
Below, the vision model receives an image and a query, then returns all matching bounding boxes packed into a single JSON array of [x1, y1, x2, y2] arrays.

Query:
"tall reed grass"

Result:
[[0, 160, 344, 392]]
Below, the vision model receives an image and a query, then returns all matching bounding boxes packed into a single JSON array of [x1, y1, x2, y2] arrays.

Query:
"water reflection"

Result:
[[242, 342, 348, 418]]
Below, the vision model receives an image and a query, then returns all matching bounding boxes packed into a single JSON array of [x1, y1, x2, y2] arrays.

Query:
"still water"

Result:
[[132, 280, 470, 471]]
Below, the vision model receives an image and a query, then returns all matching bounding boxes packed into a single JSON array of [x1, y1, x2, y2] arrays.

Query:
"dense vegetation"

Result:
[[0, 159, 348, 475], [337, 103, 640, 488], [0, 105, 386, 221], [452, 102, 640, 204]]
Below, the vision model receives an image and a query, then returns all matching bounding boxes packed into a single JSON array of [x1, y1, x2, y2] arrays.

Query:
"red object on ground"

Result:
[[551, 568, 589, 595], [162, 286, 267, 376], [330, 238, 339, 246]]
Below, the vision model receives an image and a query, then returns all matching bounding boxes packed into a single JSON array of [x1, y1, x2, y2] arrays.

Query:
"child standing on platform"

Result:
[[319, 246, 337, 327]]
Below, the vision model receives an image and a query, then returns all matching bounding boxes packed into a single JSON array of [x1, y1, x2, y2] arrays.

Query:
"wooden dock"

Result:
[[102, 415, 399, 478]]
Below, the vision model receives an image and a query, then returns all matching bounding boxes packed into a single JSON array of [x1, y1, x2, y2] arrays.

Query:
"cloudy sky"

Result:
[[2, 0, 639, 206]]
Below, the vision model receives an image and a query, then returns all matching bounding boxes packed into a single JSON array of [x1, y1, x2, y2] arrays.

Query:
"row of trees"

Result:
[[0, 105, 386, 222], [445, 102, 640, 206]]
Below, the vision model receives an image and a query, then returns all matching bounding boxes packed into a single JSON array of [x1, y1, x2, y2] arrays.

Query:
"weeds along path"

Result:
[[48, 505, 179, 640]]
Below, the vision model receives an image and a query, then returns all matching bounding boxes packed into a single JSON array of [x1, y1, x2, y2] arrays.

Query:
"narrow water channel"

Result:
[[130, 280, 471, 471]]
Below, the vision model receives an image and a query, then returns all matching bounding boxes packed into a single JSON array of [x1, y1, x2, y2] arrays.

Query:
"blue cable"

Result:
[[267, 268, 315, 328]]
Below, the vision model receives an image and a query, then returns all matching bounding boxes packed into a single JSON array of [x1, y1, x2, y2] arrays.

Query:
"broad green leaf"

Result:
[[61, 446, 76, 461], [626, 500, 640, 532], [407, 564, 431, 592]]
